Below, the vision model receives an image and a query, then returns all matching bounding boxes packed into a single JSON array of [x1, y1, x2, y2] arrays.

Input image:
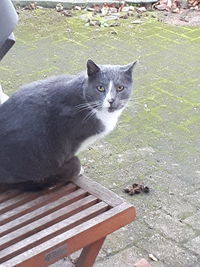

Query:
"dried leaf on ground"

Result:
[[109, 22, 120, 27], [131, 20, 142, 24], [148, 254, 158, 262], [188, 0, 200, 9], [121, 6, 130, 12], [74, 6, 82, 11], [119, 13, 129, 19], [56, 3, 64, 12], [154, 0, 182, 12], [24, 2, 38, 10], [61, 10, 73, 17], [137, 6, 147, 12]]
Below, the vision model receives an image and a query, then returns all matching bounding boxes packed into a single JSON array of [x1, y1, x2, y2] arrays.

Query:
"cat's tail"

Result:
[[0, 84, 9, 104]]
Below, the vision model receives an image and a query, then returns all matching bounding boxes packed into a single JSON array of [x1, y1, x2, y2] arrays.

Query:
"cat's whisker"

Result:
[[75, 106, 90, 112], [83, 109, 96, 122], [77, 102, 102, 114], [74, 104, 92, 112], [74, 100, 100, 112]]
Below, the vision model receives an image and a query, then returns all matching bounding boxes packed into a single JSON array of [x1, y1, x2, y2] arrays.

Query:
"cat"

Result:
[[0, 59, 137, 190], [0, 84, 9, 104]]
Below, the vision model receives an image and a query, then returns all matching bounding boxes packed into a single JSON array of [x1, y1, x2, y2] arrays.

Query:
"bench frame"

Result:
[[0, 175, 136, 267]]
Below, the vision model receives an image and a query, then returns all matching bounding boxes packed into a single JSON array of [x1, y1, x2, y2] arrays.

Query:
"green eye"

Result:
[[97, 85, 105, 92], [117, 86, 125, 92]]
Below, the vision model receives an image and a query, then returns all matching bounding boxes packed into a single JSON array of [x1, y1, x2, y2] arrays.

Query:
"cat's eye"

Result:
[[96, 85, 105, 92], [117, 86, 125, 92]]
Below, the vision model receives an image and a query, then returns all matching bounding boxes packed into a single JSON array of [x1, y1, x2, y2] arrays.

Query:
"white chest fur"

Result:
[[75, 109, 122, 154]]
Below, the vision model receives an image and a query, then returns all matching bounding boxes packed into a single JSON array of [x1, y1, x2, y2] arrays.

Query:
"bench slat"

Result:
[[0, 202, 108, 264], [0, 185, 75, 225], [0, 175, 136, 267], [0, 190, 20, 203], [0, 195, 99, 250], [2, 203, 134, 267], [0, 188, 87, 236], [0, 183, 77, 215], [70, 175, 125, 207], [0, 192, 41, 213]]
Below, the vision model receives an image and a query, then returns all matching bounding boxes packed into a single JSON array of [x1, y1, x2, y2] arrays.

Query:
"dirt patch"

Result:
[[157, 9, 200, 26]]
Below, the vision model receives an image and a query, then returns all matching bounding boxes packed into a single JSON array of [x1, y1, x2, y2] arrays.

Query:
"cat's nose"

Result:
[[108, 98, 114, 104]]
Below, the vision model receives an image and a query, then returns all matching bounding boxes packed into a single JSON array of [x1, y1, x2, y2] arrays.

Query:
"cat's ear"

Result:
[[87, 59, 100, 77], [123, 60, 137, 75]]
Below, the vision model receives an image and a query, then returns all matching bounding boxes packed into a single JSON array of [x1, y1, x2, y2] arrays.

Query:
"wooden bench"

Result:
[[0, 175, 136, 267]]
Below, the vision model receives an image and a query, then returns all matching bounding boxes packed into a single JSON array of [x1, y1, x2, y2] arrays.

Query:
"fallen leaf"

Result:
[[148, 254, 158, 262], [121, 6, 130, 12], [56, 3, 64, 12], [74, 6, 82, 10], [120, 14, 129, 19], [137, 6, 147, 12], [110, 30, 118, 34], [61, 10, 72, 17], [110, 7, 118, 13], [101, 6, 110, 15], [109, 22, 120, 27], [87, 7, 95, 12], [129, 6, 135, 11], [131, 20, 142, 24], [24, 2, 38, 10]]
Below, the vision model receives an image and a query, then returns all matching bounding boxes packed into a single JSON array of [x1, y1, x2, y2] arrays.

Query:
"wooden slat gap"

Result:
[[0, 195, 99, 250], [0, 202, 108, 264], [0, 189, 87, 237], [1, 203, 134, 267], [0, 183, 77, 214], [0, 190, 21, 203], [0, 183, 78, 225]]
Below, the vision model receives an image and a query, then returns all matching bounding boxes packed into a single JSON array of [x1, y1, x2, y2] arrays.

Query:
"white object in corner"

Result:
[[0, 84, 9, 104]]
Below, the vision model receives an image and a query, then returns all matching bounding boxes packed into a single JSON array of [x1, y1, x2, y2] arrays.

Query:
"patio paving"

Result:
[[0, 8, 200, 267]]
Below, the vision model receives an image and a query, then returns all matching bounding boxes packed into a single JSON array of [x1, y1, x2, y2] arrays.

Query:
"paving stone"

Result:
[[144, 210, 196, 243], [184, 212, 200, 231], [187, 261, 200, 267], [97, 220, 155, 259], [137, 233, 198, 266], [184, 190, 200, 208], [184, 236, 200, 255], [144, 170, 196, 197], [95, 246, 163, 267]]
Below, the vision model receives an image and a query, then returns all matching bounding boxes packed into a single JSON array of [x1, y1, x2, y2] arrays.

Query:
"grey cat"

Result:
[[0, 59, 136, 190]]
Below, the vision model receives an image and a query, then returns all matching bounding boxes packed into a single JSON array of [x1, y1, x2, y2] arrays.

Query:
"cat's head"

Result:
[[83, 59, 137, 113]]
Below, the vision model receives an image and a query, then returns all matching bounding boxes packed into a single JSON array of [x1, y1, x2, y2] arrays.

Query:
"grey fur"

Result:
[[0, 60, 136, 184]]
